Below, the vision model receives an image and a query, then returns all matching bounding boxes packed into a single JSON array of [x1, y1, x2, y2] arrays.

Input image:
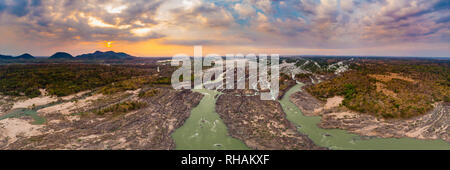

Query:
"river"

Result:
[[173, 84, 450, 150], [171, 89, 250, 150]]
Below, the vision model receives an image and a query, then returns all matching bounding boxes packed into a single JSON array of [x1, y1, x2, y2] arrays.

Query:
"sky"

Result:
[[0, 0, 448, 57]]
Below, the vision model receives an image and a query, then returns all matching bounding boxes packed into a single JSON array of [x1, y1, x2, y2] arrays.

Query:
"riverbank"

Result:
[[283, 84, 449, 149]]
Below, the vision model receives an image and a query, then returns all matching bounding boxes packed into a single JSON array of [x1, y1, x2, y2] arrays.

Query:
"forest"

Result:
[[0, 64, 154, 97], [306, 59, 449, 119]]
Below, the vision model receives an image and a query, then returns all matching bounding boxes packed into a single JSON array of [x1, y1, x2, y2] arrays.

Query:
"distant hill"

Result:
[[15, 53, 35, 59], [76, 51, 135, 60], [0, 54, 13, 60], [49, 52, 74, 59]]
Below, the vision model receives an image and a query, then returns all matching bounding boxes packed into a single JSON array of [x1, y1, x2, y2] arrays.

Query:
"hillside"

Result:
[[15, 53, 35, 59], [49, 52, 74, 59], [0, 55, 13, 60], [76, 51, 135, 60]]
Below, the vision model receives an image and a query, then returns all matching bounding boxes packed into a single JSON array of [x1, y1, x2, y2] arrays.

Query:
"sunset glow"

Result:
[[0, 0, 448, 57]]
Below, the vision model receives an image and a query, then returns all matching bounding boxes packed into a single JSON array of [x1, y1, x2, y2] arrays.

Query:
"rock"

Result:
[[2, 88, 204, 150], [216, 93, 324, 150]]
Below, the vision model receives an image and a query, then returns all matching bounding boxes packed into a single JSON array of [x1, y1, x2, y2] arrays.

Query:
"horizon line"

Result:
[[2, 51, 450, 59]]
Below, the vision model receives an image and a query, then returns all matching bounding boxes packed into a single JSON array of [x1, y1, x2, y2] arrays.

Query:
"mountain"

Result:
[[0, 54, 13, 60], [49, 52, 74, 59], [76, 51, 135, 60], [15, 53, 35, 59]]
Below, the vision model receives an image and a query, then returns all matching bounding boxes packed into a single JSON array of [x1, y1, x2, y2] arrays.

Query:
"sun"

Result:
[[105, 41, 113, 48]]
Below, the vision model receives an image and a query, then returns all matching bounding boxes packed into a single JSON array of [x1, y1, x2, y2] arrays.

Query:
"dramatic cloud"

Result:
[[0, 0, 448, 57], [0, 0, 165, 42]]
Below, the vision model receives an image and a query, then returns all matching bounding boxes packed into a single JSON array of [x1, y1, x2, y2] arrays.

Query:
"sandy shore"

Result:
[[12, 96, 58, 109], [39, 93, 103, 116], [0, 118, 43, 146]]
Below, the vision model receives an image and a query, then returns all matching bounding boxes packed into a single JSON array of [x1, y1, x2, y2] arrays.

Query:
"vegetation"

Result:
[[279, 73, 294, 93], [0, 64, 151, 97], [306, 59, 449, 119], [99, 76, 152, 95], [95, 101, 147, 116], [99, 75, 172, 95], [152, 77, 171, 85], [295, 73, 314, 82], [138, 89, 159, 98]]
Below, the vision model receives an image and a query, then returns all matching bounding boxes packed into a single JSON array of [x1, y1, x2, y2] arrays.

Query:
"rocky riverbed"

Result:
[[0, 88, 203, 150], [216, 90, 324, 150]]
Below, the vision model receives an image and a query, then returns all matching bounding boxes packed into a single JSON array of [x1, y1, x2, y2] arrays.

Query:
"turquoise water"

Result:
[[0, 92, 92, 125], [0, 109, 45, 125], [281, 84, 450, 150], [0, 103, 53, 125]]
